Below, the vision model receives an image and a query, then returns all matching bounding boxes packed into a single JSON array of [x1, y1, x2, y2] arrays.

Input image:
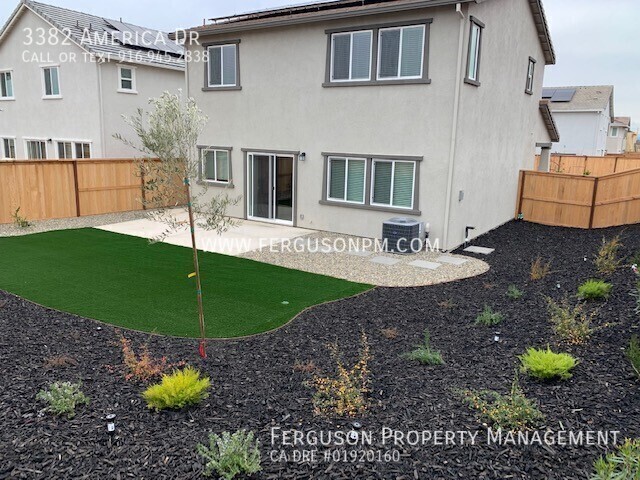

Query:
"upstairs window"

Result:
[[330, 30, 372, 82], [57, 141, 73, 159], [525, 57, 536, 94], [2, 138, 15, 159], [377, 25, 425, 80], [56, 141, 91, 159], [118, 66, 137, 93], [26, 140, 47, 159], [465, 17, 484, 86], [207, 43, 238, 88], [0, 71, 14, 99], [42, 66, 60, 97], [202, 148, 230, 183], [610, 127, 619, 137], [75, 142, 91, 159]]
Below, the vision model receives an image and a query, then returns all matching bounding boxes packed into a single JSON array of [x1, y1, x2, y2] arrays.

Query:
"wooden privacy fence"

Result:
[[516, 168, 640, 229], [534, 154, 640, 176], [0, 159, 182, 224]]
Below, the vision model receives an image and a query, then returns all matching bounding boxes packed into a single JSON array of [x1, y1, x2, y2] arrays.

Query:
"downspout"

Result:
[[96, 60, 106, 157], [442, 3, 466, 251]]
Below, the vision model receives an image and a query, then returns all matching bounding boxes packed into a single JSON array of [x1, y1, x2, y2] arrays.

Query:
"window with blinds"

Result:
[[372, 160, 415, 209], [202, 149, 231, 183], [328, 157, 366, 203], [331, 31, 372, 81], [377, 25, 425, 80], [208, 44, 237, 87]]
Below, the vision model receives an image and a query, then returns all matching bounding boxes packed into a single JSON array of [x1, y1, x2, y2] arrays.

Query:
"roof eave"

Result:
[[528, 0, 555, 65], [540, 100, 560, 143]]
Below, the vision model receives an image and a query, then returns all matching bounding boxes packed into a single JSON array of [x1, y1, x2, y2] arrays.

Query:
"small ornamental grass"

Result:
[[308, 333, 370, 417], [36, 381, 89, 418], [458, 375, 544, 431], [475, 305, 504, 326], [402, 329, 443, 365], [530, 256, 552, 280], [594, 235, 622, 276], [547, 297, 596, 345], [592, 438, 640, 480], [119, 335, 184, 382], [142, 366, 210, 411], [197, 430, 261, 480], [626, 335, 640, 379], [506, 285, 524, 300], [578, 279, 613, 301], [519, 346, 577, 381]]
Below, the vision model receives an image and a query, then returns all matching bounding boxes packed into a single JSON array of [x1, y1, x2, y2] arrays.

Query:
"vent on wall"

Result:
[[542, 88, 576, 102]]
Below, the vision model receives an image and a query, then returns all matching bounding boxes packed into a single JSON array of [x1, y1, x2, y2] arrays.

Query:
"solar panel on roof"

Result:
[[551, 88, 576, 102], [541, 88, 556, 99], [105, 19, 182, 56]]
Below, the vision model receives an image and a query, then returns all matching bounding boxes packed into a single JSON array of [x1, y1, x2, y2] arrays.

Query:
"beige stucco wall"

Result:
[[0, 9, 102, 159]]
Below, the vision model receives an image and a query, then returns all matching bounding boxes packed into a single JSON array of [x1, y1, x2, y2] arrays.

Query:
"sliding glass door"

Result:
[[247, 153, 294, 224]]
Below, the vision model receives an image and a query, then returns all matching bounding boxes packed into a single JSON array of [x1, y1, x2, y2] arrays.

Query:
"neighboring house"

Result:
[[626, 128, 638, 153], [182, 0, 558, 250], [0, 0, 185, 160], [544, 85, 613, 156], [606, 116, 630, 155]]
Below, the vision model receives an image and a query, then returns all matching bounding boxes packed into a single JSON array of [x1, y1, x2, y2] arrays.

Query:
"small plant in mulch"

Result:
[[11, 207, 31, 228], [519, 346, 577, 381], [475, 305, 504, 326], [458, 374, 544, 431], [631, 265, 640, 315], [595, 235, 623, 276], [307, 332, 370, 417], [197, 430, 261, 480], [506, 285, 524, 300], [546, 297, 597, 345], [43, 355, 78, 369], [592, 438, 640, 480], [578, 279, 613, 301], [402, 329, 443, 365], [438, 299, 457, 309], [626, 336, 640, 379], [380, 327, 399, 340], [530, 256, 552, 280], [142, 366, 210, 411], [36, 381, 89, 418], [293, 360, 317, 374], [117, 335, 185, 382]]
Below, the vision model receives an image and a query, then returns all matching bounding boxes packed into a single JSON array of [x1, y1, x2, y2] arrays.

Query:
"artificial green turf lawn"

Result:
[[0, 228, 372, 338]]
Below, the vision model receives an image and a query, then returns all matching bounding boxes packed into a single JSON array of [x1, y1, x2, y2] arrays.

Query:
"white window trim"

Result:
[[207, 45, 237, 88], [117, 65, 137, 94], [0, 69, 15, 100], [53, 139, 92, 159], [201, 148, 231, 184], [330, 30, 373, 83], [376, 25, 425, 81], [370, 159, 416, 210], [24, 138, 49, 159], [467, 22, 482, 82], [525, 58, 535, 94], [1, 135, 16, 159], [326, 156, 367, 204], [41, 65, 61, 99]]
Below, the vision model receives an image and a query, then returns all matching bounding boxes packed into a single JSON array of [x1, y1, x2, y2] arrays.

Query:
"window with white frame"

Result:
[[330, 31, 372, 82], [2, 138, 15, 158], [377, 25, 425, 80], [118, 65, 136, 92], [611, 127, 619, 137], [26, 140, 47, 159], [525, 57, 536, 94], [56, 141, 91, 159], [0, 71, 13, 99], [202, 148, 230, 183], [42, 66, 60, 97], [57, 141, 72, 159], [465, 18, 483, 85], [327, 156, 366, 203], [207, 44, 238, 88], [75, 142, 91, 159], [371, 159, 415, 209]]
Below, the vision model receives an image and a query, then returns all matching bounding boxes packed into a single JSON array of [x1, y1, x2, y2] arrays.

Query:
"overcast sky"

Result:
[[1, 0, 638, 130]]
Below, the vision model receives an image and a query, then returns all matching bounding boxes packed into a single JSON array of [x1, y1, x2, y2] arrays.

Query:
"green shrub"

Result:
[[143, 366, 210, 411], [594, 235, 622, 275], [36, 381, 89, 418], [547, 297, 595, 344], [11, 207, 30, 228], [592, 438, 640, 480], [402, 329, 443, 365], [197, 430, 261, 480], [578, 279, 613, 300], [626, 336, 640, 379], [475, 305, 503, 326], [506, 285, 524, 300], [458, 375, 544, 431], [519, 346, 577, 381]]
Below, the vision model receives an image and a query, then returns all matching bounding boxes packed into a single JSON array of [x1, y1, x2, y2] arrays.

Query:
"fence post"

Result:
[[515, 170, 526, 218], [588, 177, 599, 229], [72, 160, 81, 217], [614, 156, 619, 173], [140, 161, 146, 210]]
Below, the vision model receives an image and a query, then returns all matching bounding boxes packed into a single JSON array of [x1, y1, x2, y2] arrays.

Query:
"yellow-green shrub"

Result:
[[519, 346, 577, 381], [143, 366, 210, 411]]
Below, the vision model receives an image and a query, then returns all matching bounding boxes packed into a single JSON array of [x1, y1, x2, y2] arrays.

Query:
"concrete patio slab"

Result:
[[346, 250, 375, 257], [369, 256, 401, 266], [408, 260, 441, 270], [436, 255, 469, 266], [463, 246, 495, 255]]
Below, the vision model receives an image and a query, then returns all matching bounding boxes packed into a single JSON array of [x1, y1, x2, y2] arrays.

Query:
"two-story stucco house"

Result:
[[0, 0, 185, 160], [545, 85, 614, 157], [607, 116, 631, 155], [183, 0, 558, 250]]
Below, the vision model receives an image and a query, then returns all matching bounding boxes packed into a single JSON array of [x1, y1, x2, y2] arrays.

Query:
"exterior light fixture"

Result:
[[299, 152, 306, 162], [106, 413, 116, 433], [352, 421, 362, 429], [494, 332, 500, 342]]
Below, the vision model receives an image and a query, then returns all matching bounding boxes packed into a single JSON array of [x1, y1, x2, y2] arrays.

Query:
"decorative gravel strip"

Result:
[[240, 232, 489, 287], [0, 211, 149, 237]]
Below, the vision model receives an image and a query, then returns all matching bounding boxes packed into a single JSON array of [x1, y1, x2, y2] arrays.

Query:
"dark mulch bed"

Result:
[[1, 221, 639, 479]]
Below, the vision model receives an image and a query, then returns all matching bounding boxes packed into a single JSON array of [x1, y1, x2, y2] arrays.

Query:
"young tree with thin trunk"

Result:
[[115, 91, 239, 358]]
